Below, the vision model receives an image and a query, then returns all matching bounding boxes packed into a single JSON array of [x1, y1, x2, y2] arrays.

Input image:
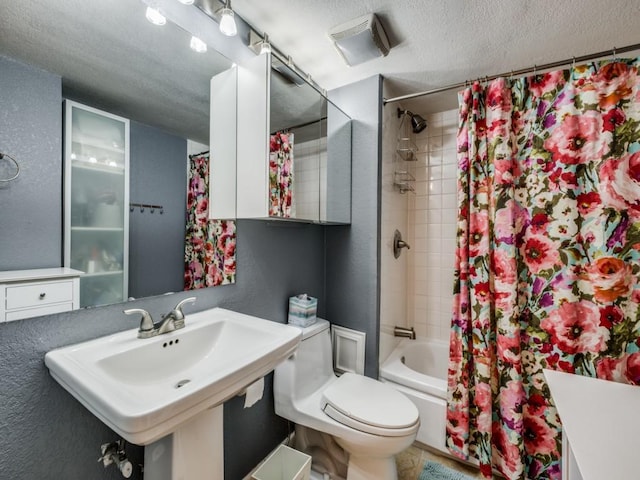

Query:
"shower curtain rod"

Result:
[[384, 42, 640, 105]]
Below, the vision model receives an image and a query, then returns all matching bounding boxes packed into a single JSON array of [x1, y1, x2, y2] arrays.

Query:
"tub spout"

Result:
[[394, 326, 416, 340]]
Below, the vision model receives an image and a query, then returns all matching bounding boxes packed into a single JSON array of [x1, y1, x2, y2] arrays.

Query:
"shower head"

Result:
[[397, 108, 427, 134], [410, 113, 427, 133]]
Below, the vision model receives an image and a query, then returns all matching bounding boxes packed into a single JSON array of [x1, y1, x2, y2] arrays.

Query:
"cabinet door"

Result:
[[64, 101, 129, 307]]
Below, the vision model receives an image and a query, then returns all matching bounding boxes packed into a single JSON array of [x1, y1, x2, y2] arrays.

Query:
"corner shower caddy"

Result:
[[394, 108, 418, 194]]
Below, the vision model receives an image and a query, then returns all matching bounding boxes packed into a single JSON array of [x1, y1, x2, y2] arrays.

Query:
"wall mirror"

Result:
[[0, 0, 236, 310], [270, 57, 352, 224], [216, 52, 351, 224]]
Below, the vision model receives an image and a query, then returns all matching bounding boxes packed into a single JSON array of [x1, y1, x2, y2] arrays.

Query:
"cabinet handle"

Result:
[[39, 293, 46, 300]]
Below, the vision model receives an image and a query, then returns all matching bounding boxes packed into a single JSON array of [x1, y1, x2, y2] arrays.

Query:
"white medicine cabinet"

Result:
[[210, 53, 351, 224], [63, 100, 130, 307]]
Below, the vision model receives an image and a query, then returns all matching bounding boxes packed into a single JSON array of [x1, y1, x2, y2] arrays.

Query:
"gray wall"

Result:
[[0, 220, 325, 480], [326, 76, 383, 378], [128, 121, 187, 298], [0, 55, 62, 269]]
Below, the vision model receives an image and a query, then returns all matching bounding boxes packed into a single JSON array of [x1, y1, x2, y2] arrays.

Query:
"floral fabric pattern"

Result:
[[184, 153, 236, 289], [447, 59, 640, 479], [269, 132, 294, 217]]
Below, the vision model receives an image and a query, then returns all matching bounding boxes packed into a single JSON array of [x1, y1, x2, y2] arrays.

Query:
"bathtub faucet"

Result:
[[394, 326, 416, 340]]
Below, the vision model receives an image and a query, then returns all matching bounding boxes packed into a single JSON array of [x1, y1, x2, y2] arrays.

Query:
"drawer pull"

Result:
[[39, 293, 46, 300]]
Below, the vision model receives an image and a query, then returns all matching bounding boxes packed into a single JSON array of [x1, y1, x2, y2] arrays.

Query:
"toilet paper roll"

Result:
[[243, 377, 264, 408]]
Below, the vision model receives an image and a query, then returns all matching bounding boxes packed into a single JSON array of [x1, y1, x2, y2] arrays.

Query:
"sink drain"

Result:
[[175, 379, 191, 389]]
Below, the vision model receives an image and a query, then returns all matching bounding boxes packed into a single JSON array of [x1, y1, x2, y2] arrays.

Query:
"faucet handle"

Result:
[[124, 308, 155, 337], [172, 297, 196, 321]]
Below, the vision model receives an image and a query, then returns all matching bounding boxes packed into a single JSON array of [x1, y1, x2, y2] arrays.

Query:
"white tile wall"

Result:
[[407, 109, 458, 342], [379, 105, 459, 358], [379, 104, 409, 363]]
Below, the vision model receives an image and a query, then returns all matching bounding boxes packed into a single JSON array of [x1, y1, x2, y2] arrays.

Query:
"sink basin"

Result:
[[45, 308, 301, 445]]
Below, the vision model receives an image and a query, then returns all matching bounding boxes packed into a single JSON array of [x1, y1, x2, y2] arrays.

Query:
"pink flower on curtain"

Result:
[[541, 301, 609, 354], [520, 234, 560, 274], [596, 352, 640, 384], [599, 152, 640, 217], [523, 416, 557, 456], [529, 70, 565, 98], [543, 111, 609, 165]]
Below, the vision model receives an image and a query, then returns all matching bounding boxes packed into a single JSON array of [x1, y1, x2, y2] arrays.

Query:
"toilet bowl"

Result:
[[274, 320, 419, 480]]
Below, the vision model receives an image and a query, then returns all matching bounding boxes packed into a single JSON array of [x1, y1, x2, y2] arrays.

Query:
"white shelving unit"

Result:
[[63, 100, 130, 307]]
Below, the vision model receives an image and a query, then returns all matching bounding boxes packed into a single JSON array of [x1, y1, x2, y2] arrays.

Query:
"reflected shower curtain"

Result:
[[447, 59, 640, 479], [184, 153, 236, 289], [269, 131, 294, 217]]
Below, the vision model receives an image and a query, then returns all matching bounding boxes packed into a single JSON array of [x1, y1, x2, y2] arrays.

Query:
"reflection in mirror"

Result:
[[0, 0, 236, 312], [269, 57, 352, 224]]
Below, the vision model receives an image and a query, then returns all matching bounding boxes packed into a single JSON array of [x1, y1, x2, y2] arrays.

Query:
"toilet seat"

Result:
[[321, 373, 419, 437]]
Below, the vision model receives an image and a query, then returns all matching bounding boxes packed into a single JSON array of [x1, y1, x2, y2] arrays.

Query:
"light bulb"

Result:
[[177, 0, 194, 4], [190, 36, 207, 53], [219, 8, 237, 37], [145, 7, 166, 26]]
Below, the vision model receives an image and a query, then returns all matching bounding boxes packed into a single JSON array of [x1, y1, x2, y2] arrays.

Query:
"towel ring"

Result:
[[0, 152, 20, 182]]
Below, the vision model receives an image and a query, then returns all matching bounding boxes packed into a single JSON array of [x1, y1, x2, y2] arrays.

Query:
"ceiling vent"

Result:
[[329, 13, 390, 67]]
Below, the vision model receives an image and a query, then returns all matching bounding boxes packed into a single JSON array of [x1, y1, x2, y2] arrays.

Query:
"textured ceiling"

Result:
[[231, 0, 640, 113]]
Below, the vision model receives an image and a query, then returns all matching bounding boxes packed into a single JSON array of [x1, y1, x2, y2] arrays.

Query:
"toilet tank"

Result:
[[275, 319, 335, 404]]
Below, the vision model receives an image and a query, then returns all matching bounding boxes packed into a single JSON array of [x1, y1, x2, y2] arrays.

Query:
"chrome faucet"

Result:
[[393, 326, 416, 340], [124, 297, 196, 339]]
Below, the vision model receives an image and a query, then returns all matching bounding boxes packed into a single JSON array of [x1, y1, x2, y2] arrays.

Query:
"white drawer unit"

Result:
[[0, 268, 82, 323]]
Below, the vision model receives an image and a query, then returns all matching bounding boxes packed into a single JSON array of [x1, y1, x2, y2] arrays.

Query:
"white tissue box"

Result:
[[288, 294, 317, 327]]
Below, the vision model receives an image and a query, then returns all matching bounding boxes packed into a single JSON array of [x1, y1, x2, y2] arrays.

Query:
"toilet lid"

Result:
[[321, 373, 419, 437]]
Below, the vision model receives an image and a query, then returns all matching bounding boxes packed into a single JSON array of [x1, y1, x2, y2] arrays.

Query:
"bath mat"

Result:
[[418, 460, 475, 480]]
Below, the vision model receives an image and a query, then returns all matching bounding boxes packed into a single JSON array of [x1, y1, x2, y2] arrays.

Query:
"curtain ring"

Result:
[[140, 205, 144, 213], [572, 56, 576, 69], [150, 206, 155, 213], [533, 65, 537, 76], [612, 46, 617, 61]]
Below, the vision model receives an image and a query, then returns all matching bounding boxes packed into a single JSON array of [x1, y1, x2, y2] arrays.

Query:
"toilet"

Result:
[[274, 319, 419, 480]]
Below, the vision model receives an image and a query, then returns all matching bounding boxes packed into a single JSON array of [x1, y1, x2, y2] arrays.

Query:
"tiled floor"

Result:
[[396, 443, 487, 479]]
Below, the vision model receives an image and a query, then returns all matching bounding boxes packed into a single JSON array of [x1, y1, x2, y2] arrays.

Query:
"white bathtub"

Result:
[[380, 338, 449, 454]]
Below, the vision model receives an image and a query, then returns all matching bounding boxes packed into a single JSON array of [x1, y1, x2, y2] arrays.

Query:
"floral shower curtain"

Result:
[[184, 153, 236, 289], [269, 131, 294, 217], [447, 59, 640, 479]]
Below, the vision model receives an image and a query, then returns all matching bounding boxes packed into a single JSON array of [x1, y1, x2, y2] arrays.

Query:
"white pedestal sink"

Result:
[[45, 308, 302, 480]]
